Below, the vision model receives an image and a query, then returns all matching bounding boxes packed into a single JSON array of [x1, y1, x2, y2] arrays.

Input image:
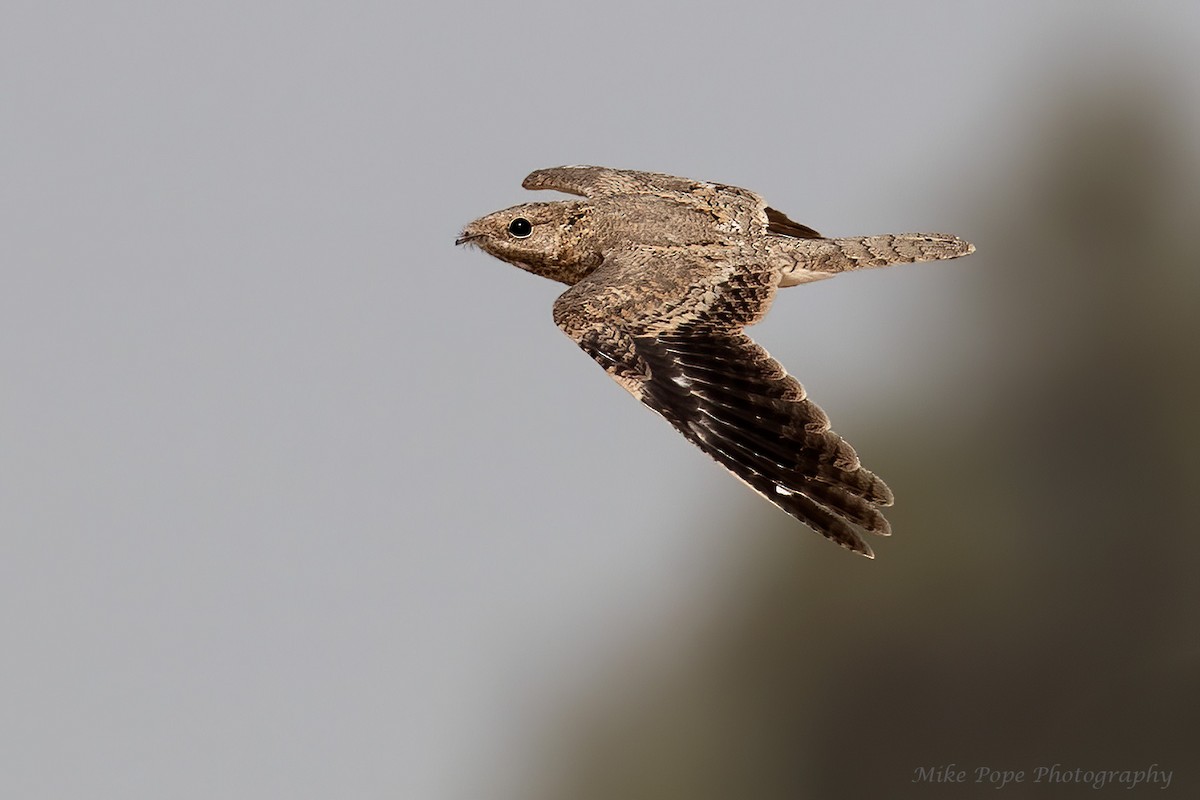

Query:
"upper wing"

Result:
[[523, 165, 713, 198], [554, 255, 893, 556], [522, 165, 764, 215], [525, 166, 827, 243]]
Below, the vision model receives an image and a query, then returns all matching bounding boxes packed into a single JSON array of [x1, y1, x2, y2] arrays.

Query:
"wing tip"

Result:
[[764, 206, 823, 240], [835, 529, 875, 559], [831, 525, 879, 559]]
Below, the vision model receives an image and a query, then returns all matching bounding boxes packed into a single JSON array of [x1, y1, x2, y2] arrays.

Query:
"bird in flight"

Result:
[[456, 166, 973, 557]]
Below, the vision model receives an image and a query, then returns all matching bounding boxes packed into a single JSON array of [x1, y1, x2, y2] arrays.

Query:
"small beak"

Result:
[[455, 223, 483, 246]]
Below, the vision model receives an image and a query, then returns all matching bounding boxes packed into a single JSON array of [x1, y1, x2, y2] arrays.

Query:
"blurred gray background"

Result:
[[3, 1, 1198, 798]]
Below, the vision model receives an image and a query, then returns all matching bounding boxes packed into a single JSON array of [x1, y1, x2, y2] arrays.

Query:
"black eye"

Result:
[[507, 217, 532, 238]]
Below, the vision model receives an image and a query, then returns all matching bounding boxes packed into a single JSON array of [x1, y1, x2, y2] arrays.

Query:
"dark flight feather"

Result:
[[764, 206, 823, 239], [631, 331, 892, 556]]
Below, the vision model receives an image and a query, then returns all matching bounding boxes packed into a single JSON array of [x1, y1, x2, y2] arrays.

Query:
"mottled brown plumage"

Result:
[[457, 166, 974, 557]]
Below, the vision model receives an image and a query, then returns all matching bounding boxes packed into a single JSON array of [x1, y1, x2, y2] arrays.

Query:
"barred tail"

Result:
[[775, 233, 974, 286]]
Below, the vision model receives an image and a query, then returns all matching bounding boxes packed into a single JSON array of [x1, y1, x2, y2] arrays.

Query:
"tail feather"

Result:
[[775, 232, 975, 286]]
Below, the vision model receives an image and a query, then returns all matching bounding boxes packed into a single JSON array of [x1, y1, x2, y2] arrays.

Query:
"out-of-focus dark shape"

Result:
[[522, 68, 1200, 798]]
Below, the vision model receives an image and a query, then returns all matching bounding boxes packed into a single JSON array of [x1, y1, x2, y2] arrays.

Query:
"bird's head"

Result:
[[456, 201, 600, 285]]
